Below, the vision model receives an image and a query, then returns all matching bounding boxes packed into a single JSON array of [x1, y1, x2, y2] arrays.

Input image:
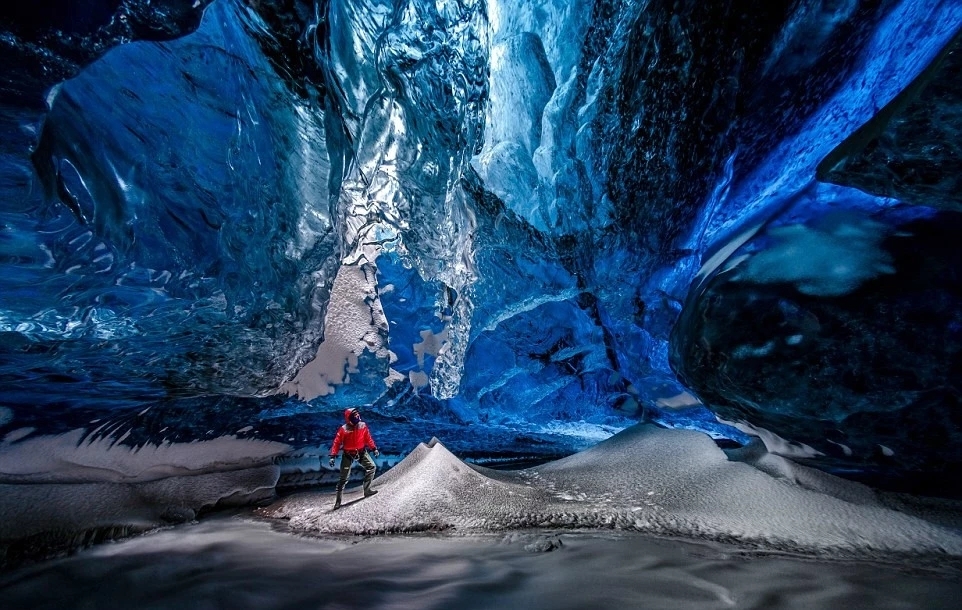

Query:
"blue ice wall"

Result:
[[2, 0, 335, 408], [1, 0, 961, 489]]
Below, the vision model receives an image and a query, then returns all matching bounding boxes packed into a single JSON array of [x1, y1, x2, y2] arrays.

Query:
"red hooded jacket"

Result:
[[330, 408, 377, 457]]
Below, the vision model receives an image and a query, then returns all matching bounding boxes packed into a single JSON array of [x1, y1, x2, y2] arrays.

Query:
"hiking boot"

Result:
[[333, 490, 342, 510]]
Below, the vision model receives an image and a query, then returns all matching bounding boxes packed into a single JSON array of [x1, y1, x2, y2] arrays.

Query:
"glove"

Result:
[[373, 448, 380, 458], [329, 457, 336, 468]]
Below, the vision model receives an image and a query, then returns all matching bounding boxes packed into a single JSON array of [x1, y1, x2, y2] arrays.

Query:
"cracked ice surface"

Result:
[[263, 425, 962, 558]]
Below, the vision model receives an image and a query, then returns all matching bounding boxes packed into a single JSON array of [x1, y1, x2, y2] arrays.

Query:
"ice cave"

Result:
[[1, 0, 961, 607]]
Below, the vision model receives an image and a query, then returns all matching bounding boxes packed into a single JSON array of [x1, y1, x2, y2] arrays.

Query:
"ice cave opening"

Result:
[[1, 0, 961, 607]]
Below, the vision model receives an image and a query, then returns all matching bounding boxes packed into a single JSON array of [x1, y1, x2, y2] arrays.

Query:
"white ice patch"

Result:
[[0, 428, 289, 483], [717, 417, 824, 459], [655, 391, 702, 409], [478, 289, 580, 333], [408, 369, 430, 390], [694, 221, 766, 293], [731, 341, 776, 359], [385, 367, 406, 387], [45, 82, 62, 108], [3, 427, 34, 443], [281, 261, 389, 401], [538, 420, 629, 444], [413, 327, 449, 368], [736, 212, 895, 297], [827, 439, 853, 456]]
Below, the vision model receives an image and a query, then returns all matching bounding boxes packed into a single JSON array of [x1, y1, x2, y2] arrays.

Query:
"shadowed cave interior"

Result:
[[1, 0, 962, 588]]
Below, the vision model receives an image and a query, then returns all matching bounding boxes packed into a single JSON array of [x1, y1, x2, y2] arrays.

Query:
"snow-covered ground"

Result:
[[265, 424, 962, 559], [2, 423, 961, 608]]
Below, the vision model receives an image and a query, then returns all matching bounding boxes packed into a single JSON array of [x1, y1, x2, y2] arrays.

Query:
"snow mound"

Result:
[[267, 438, 548, 533], [264, 425, 962, 558]]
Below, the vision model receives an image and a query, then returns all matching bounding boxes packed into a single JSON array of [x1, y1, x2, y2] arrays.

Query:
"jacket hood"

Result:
[[344, 408, 360, 424]]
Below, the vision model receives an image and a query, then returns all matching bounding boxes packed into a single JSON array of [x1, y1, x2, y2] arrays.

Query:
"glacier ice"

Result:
[[731, 210, 896, 298], [5, 0, 337, 405], [819, 29, 962, 211], [671, 207, 962, 490], [0, 0, 961, 521]]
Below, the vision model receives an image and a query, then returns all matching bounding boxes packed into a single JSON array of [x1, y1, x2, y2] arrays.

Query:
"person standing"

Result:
[[329, 407, 380, 509]]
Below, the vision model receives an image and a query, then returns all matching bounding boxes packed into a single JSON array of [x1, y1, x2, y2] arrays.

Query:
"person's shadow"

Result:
[[331, 493, 375, 512]]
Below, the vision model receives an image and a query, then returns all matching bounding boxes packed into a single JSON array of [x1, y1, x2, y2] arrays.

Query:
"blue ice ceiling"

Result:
[[1, 0, 960, 492]]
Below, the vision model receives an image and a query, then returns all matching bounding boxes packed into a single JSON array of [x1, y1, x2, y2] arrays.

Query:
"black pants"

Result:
[[336, 450, 376, 492]]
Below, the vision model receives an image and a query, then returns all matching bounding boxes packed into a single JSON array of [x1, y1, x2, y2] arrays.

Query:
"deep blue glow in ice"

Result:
[[1, 0, 960, 496]]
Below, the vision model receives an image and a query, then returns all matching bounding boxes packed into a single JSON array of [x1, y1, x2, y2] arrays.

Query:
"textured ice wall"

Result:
[[0, 466, 280, 556], [281, 0, 488, 402], [0, 428, 288, 482], [0, 0, 215, 102], [473, 0, 602, 235], [2, 0, 961, 488], [0, 428, 286, 562], [3, 0, 336, 407], [669, 2, 962, 487]]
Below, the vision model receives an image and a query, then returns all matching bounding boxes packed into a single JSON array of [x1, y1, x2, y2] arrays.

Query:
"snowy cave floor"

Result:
[[2, 424, 962, 609], [1, 514, 960, 609], [262, 425, 962, 561]]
